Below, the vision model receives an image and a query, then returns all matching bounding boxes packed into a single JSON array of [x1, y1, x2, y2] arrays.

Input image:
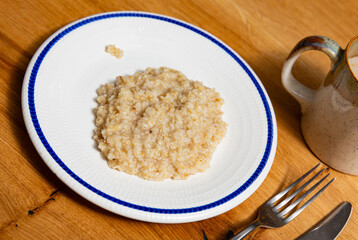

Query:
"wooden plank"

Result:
[[0, 0, 358, 239]]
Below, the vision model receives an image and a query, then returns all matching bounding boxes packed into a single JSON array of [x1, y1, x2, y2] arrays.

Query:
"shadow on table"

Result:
[[244, 48, 329, 139]]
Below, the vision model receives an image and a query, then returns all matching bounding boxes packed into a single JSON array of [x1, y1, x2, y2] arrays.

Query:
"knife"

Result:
[[297, 201, 352, 240]]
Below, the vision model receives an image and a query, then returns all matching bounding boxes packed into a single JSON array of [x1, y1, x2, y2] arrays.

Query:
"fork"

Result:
[[229, 163, 334, 240]]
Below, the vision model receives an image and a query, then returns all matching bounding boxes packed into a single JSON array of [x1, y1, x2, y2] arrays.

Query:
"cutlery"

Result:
[[297, 201, 352, 240], [229, 163, 334, 240]]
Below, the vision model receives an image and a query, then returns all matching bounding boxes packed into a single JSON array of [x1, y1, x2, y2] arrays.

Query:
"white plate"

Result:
[[22, 12, 277, 223]]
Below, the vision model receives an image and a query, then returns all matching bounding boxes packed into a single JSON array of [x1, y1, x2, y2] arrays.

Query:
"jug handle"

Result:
[[281, 36, 343, 113]]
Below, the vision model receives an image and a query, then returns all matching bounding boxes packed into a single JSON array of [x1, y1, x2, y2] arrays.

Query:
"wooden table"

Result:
[[1, 0, 357, 239]]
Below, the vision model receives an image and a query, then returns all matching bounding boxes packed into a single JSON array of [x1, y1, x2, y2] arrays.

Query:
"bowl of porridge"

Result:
[[22, 12, 277, 223]]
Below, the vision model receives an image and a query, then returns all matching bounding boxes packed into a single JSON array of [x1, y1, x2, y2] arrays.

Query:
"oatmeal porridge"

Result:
[[94, 67, 227, 180]]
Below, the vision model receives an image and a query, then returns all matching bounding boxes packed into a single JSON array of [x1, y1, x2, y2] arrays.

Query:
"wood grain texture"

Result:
[[1, 0, 358, 239]]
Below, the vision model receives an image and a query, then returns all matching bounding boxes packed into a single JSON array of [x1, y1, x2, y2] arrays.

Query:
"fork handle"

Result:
[[229, 220, 261, 240]]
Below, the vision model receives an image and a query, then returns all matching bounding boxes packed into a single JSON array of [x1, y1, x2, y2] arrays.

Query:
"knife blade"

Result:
[[297, 201, 352, 240]]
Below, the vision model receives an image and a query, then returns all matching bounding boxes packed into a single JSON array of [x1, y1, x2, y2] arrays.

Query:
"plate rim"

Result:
[[21, 11, 277, 222]]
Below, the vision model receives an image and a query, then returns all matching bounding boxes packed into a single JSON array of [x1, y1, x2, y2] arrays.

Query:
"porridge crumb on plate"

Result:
[[105, 44, 123, 59], [94, 67, 227, 180]]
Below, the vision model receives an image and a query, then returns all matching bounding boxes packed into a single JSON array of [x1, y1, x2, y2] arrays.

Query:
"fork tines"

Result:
[[268, 163, 334, 222]]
